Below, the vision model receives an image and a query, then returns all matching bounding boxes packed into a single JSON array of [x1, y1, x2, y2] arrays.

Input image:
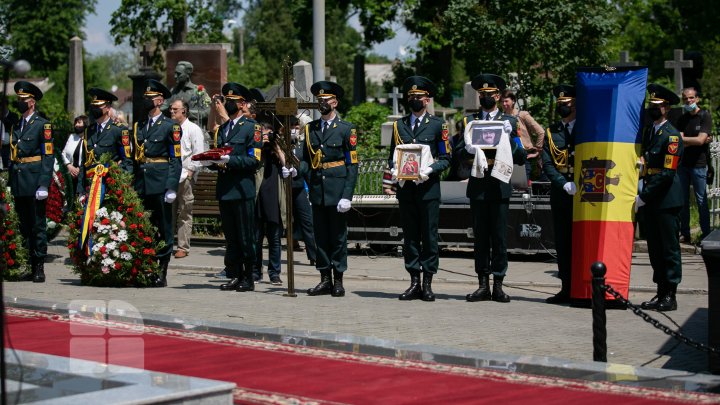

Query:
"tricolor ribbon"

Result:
[[79, 163, 109, 256]]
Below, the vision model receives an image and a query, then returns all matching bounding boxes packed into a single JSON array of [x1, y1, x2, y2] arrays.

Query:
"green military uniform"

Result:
[[133, 80, 182, 286], [542, 85, 577, 304], [300, 81, 358, 297], [638, 83, 684, 312], [9, 81, 54, 282], [214, 83, 263, 292], [80, 87, 133, 192], [455, 74, 526, 303]]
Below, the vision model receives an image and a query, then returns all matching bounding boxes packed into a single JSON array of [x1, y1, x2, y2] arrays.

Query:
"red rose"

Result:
[[130, 224, 137, 230], [120, 244, 129, 252], [131, 242, 137, 247], [101, 218, 110, 225], [1, 193, 5, 199], [7, 259, 14, 267], [9, 243, 16, 250], [1, 235, 6, 241], [198, 84, 204, 91], [131, 267, 138, 276], [139, 224, 144, 229], [134, 259, 141, 266], [137, 212, 143, 218], [7, 230, 13, 236], [3, 252, 9, 259], [142, 248, 150, 255], [77, 219, 82, 226], [144, 237, 152, 243], [100, 246, 107, 254], [114, 262, 121, 270], [126, 207, 133, 213]]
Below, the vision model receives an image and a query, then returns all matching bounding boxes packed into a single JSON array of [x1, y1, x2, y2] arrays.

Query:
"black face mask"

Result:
[[479, 96, 496, 110], [89, 106, 104, 119], [142, 98, 156, 113], [224, 100, 239, 116], [14, 99, 29, 114], [647, 107, 663, 121], [408, 99, 424, 113], [556, 105, 572, 118], [318, 101, 333, 115], [74, 125, 85, 134]]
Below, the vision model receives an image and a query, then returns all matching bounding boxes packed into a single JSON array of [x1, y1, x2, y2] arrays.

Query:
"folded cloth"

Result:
[[463, 119, 514, 183], [392, 144, 434, 188], [191, 146, 234, 161]]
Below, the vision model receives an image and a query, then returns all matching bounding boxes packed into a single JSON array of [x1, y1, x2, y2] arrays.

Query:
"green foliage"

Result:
[[344, 102, 390, 160], [0, 0, 96, 72], [85, 52, 134, 91]]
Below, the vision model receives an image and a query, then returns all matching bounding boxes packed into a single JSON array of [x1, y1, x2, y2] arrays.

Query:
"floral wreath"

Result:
[[67, 156, 163, 287], [0, 173, 30, 281], [46, 150, 74, 242]]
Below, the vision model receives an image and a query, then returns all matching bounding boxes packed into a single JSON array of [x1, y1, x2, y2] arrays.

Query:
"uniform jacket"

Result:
[[640, 120, 684, 209], [212, 116, 263, 201], [542, 121, 575, 191], [9, 112, 54, 197], [456, 112, 526, 200], [84, 119, 133, 171], [132, 114, 182, 196], [387, 113, 450, 201], [300, 115, 359, 207]]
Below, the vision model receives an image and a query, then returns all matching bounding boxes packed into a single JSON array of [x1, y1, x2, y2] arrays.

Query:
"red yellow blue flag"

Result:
[[571, 67, 648, 301]]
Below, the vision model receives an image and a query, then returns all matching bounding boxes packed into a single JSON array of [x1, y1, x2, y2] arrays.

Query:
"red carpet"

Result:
[[5, 308, 715, 404]]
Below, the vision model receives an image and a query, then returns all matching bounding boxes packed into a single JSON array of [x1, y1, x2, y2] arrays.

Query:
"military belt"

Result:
[[647, 168, 662, 175], [557, 167, 574, 174], [320, 160, 345, 169], [144, 157, 168, 163], [15, 156, 42, 163]]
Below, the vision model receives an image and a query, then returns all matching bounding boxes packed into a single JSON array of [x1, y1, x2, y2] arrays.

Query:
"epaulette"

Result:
[[428, 115, 443, 122]]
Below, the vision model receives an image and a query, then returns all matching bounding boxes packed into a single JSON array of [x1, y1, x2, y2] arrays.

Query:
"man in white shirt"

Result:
[[170, 99, 206, 258]]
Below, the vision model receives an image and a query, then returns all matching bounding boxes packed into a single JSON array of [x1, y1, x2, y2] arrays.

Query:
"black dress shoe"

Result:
[[466, 274, 491, 302], [421, 273, 435, 302], [307, 270, 333, 296], [640, 295, 660, 310], [546, 290, 571, 304], [331, 270, 345, 297], [399, 273, 422, 300], [220, 278, 241, 291]]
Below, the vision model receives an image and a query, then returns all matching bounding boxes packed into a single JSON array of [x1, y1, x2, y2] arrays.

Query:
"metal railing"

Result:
[[355, 158, 386, 195], [709, 140, 720, 228]]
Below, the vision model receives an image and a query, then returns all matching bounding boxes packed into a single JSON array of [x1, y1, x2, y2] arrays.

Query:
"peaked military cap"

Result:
[[222, 82, 252, 101], [311, 81, 344, 100], [250, 88, 265, 103], [14, 81, 43, 101], [144, 79, 171, 99], [647, 83, 679, 105], [552, 84, 576, 102], [88, 87, 118, 105], [471, 74, 506, 93], [402, 76, 436, 98]]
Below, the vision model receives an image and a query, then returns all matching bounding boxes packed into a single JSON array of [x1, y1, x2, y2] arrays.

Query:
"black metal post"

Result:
[[1, 63, 9, 405], [591, 261, 607, 362]]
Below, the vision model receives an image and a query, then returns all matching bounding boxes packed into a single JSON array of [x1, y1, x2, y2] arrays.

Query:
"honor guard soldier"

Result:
[[543, 84, 577, 304], [133, 80, 182, 287], [389, 76, 450, 302], [636, 83, 684, 311], [214, 83, 264, 292], [299, 81, 358, 297], [9, 81, 54, 282], [80, 87, 133, 192], [456, 74, 526, 303]]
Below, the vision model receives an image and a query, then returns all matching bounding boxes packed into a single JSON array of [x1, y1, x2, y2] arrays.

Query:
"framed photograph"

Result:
[[396, 146, 422, 180], [468, 121, 504, 149]]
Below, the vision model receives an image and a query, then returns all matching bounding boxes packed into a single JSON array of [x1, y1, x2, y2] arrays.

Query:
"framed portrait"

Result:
[[396, 146, 423, 181], [468, 121, 504, 149]]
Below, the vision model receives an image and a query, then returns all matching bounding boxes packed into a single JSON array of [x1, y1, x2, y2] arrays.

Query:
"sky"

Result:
[[84, 0, 417, 60]]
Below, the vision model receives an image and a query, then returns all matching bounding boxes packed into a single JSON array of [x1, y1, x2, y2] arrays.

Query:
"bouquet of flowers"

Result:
[[67, 157, 163, 287], [0, 173, 30, 281]]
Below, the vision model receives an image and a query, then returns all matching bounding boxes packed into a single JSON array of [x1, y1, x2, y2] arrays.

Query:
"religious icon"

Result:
[[467, 121, 504, 148], [396, 146, 423, 180]]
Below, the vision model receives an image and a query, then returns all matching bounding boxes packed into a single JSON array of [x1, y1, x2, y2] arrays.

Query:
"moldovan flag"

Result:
[[571, 67, 648, 302]]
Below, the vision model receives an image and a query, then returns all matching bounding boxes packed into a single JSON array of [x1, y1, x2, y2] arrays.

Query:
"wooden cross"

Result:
[[612, 51, 639, 67], [254, 59, 320, 297], [664, 49, 693, 94], [139, 43, 152, 69], [388, 86, 403, 116]]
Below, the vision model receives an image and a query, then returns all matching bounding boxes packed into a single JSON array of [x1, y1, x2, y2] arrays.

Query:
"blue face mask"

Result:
[[683, 102, 697, 112]]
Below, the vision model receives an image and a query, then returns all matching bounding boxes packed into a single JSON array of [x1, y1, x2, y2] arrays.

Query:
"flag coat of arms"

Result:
[[572, 67, 648, 301]]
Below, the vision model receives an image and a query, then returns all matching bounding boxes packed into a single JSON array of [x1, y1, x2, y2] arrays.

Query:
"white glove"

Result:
[[503, 120, 512, 134], [337, 198, 351, 213], [465, 143, 476, 154], [282, 166, 297, 178], [562, 182, 577, 195], [35, 186, 48, 200], [420, 167, 433, 177], [164, 189, 177, 204], [635, 195, 645, 212], [217, 155, 230, 163]]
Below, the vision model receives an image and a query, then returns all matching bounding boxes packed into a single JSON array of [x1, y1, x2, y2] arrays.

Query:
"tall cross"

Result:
[[139, 43, 152, 69], [388, 87, 402, 116], [612, 51, 639, 67], [664, 49, 693, 94], [254, 59, 320, 298]]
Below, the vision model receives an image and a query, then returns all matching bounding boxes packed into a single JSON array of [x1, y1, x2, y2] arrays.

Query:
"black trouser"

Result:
[[312, 205, 347, 273], [399, 198, 440, 274], [15, 196, 47, 261], [550, 187, 573, 284], [640, 206, 682, 285], [142, 193, 174, 259], [292, 187, 316, 262], [220, 199, 256, 277], [470, 199, 509, 277]]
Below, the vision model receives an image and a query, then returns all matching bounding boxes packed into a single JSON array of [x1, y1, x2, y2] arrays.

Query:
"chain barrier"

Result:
[[603, 284, 720, 354]]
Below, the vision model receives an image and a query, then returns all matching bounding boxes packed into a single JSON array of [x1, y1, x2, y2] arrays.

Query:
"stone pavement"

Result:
[[3, 237, 714, 376]]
